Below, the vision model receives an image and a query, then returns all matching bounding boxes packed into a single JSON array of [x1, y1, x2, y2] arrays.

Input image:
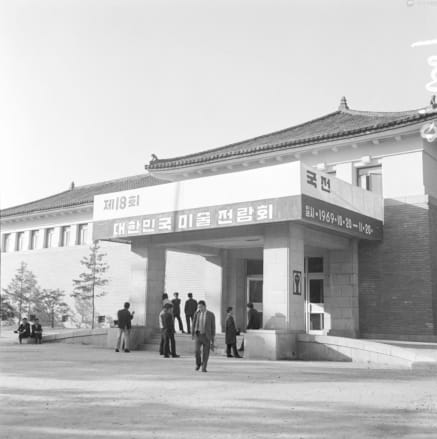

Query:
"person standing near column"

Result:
[[184, 292, 198, 334], [31, 318, 43, 344], [192, 300, 215, 372], [162, 303, 180, 358], [225, 307, 241, 358], [172, 292, 185, 333], [115, 302, 134, 353]]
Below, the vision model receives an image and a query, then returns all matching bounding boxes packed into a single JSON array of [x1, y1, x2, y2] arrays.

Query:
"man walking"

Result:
[[192, 300, 215, 372], [162, 303, 180, 358], [172, 292, 185, 333], [115, 302, 134, 353], [184, 292, 197, 334]]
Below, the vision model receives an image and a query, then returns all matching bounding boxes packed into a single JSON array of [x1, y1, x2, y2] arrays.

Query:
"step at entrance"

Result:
[[139, 333, 244, 357]]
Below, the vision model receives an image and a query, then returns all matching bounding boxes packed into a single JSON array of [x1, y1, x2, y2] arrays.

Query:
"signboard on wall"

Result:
[[93, 162, 383, 241]]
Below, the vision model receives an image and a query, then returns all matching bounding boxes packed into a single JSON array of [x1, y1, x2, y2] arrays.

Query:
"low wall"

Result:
[[107, 326, 149, 350], [245, 330, 298, 360], [43, 329, 108, 347], [297, 334, 437, 369]]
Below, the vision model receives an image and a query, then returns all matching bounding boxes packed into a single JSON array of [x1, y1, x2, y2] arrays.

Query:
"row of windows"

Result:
[[2, 224, 89, 252], [327, 165, 382, 194]]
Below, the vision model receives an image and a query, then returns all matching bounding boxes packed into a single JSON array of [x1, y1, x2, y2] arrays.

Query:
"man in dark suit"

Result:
[[15, 318, 31, 344], [192, 300, 215, 372], [115, 302, 134, 353], [184, 292, 198, 334], [238, 302, 261, 352], [171, 292, 185, 333], [162, 303, 180, 358], [31, 318, 43, 344], [246, 302, 261, 329]]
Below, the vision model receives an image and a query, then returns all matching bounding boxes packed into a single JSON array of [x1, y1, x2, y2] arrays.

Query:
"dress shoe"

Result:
[[115, 349, 119, 352], [124, 349, 130, 353], [164, 354, 170, 358], [201, 369, 207, 373], [171, 354, 180, 358], [234, 354, 242, 358], [226, 355, 233, 358], [195, 365, 201, 371]]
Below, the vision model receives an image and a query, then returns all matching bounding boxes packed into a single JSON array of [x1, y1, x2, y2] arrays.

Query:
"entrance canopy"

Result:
[[92, 161, 383, 241]]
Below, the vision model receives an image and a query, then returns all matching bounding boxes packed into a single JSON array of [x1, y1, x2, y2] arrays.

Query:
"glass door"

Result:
[[305, 257, 325, 334]]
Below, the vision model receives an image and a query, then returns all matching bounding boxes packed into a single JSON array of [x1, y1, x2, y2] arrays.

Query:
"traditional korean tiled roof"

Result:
[[146, 100, 437, 171], [0, 174, 164, 219]]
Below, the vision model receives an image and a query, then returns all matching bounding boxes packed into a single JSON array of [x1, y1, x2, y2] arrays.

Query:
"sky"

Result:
[[1, 0, 436, 209]]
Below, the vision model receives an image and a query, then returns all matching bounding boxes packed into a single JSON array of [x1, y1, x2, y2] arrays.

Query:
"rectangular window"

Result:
[[78, 224, 88, 245], [45, 228, 55, 248], [16, 232, 25, 251], [357, 166, 382, 194], [61, 226, 71, 247], [30, 230, 39, 250]]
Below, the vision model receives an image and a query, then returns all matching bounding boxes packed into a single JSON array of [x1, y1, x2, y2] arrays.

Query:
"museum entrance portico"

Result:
[[93, 161, 383, 357]]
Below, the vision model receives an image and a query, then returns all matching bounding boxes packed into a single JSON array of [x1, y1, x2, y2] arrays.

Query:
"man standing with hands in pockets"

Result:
[[192, 300, 215, 372], [115, 302, 134, 353]]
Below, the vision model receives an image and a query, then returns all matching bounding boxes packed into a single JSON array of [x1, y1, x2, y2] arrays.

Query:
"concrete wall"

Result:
[[326, 240, 359, 337], [0, 240, 139, 326]]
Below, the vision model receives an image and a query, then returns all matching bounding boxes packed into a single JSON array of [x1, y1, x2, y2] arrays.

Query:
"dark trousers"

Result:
[[159, 329, 166, 355], [195, 333, 210, 371], [164, 331, 176, 356], [18, 334, 29, 344], [174, 314, 184, 332], [185, 314, 194, 333], [33, 334, 42, 344], [226, 343, 239, 357]]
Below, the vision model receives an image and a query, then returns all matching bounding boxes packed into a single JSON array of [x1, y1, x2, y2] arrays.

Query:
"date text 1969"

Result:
[[304, 205, 374, 236]]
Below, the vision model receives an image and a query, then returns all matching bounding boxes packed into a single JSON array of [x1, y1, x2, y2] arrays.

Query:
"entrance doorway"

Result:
[[305, 257, 325, 334], [246, 276, 263, 326]]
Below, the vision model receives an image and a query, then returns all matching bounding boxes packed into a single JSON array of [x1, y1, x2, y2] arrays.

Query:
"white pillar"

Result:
[[130, 240, 166, 328], [203, 255, 223, 330], [37, 229, 45, 249], [9, 232, 18, 252], [52, 227, 62, 248], [23, 230, 32, 251], [263, 223, 289, 329], [334, 162, 354, 184], [70, 224, 79, 246], [288, 223, 305, 332], [263, 223, 305, 331]]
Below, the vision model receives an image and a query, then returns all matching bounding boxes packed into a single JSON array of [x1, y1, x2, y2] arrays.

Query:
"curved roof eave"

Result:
[[145, 104, 437, 173]]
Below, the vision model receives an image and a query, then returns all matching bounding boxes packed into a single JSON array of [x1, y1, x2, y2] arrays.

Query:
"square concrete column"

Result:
[[35, 229, 45, 249], [130, 241, 166, 329], [23, 230, 32, 251], [70, 224, 79, 246], [262, 223, 305, 330], [52, 227, 62, 248], [203, 254, 223, 331]]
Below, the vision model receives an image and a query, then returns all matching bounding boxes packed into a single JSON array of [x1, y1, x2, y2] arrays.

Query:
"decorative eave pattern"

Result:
[[146, 107, 437, 171], [0, 174, 165, 219]]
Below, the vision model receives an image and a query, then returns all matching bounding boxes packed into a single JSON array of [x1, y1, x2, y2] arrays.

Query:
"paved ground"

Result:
[[1, 340, 437, 439]]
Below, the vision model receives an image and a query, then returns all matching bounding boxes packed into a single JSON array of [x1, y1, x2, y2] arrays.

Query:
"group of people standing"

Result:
[[115, 294, 261, 373], [15, 317, 43, 344]]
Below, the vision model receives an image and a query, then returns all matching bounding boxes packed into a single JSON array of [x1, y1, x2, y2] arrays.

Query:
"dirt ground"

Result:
[[1, 341, 437, 439]]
